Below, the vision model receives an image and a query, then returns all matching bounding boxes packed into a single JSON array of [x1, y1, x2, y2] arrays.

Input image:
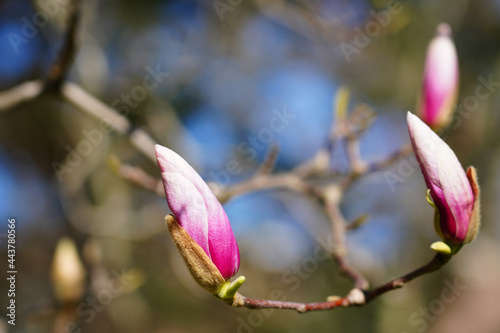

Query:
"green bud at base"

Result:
[[430, 241, 451, 254], [430, 241, 463, 255], [216, 276, 246, 301]]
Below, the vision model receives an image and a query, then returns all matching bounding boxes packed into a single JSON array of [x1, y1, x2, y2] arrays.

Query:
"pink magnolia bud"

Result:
[[407, 112, 480, 244], [418, 23, 459, 129], [155, 145, 240, 280]]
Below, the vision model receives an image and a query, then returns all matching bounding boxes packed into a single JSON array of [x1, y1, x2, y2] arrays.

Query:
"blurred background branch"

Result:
[[44, 0, 80, 91]]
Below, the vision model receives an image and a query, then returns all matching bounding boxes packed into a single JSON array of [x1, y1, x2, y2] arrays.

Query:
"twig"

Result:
[[240, 294, 350, 313], [363, 252, 452, 302], [0, 80, 43, 112], [344, 135, 368, 176], [291, 148, 330, 178], [118, 163, 164, 196], [0, 80, 158, 162], [367, 142, 413, 173], [217, 173, 318, 204], [61, 83, 157, 162], [323, 185, 369, 290], [45, 0, 81, 91], [236, 252, 452, 313], [255, 145, 279, 175], [341, 105, 376, 179]]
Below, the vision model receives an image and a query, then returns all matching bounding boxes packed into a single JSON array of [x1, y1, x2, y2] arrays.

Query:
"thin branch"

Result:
[[240, 294, 351, 313], [0, 80, 43, 112], [235, 252, 452, 313], [339, 141, 412, 189], [367, 142, 413, 173], [217, 173, 318, 204], [113, 161, 164, 196], [45, 0, 81, 91], [344, 135, 368, 176], [0, 81, 158, 163], [255, 145, 279, 175], [291, 148, 330, 178], [323, 185, 369, 290], [341, 105, 376, 179], [61, 83, 157, 162], [364, 252, 452, 302]]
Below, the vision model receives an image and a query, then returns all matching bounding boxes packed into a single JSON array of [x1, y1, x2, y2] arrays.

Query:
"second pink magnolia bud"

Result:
[[418, 23, 459, 129], [407, 112, 480, 245]]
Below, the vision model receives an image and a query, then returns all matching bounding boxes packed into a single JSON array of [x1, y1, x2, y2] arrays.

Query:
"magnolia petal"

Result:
[[407, 112, 441, 186], [436, 151, 474, 242], [161, 172, 210, 256], [156, 145, 215, 206], [208, 207, 240, 279]]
